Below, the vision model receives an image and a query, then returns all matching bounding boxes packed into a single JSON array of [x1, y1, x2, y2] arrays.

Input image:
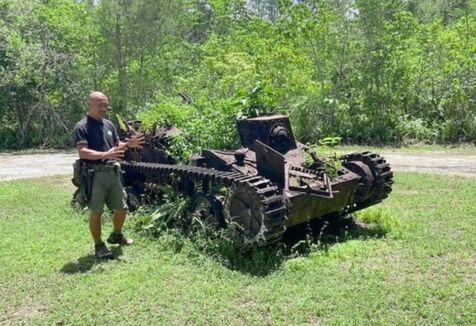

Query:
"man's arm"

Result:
[[77, 144, 125, 161]]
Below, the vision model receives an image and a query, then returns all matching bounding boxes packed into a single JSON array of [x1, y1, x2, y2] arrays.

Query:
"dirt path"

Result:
[[0, 153, 77, 182], [381, 153, 476, 178], [0, 152, 475, 182]]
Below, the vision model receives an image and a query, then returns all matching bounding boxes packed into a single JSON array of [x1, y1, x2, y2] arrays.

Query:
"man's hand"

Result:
[[125, 134, 146, 149], [104, 146, 125, 160]]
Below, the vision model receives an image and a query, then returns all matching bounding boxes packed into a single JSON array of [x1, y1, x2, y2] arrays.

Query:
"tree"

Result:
[[0, 0, 95, 147]]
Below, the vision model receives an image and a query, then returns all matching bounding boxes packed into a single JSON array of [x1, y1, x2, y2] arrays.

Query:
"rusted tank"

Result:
[[120, 114, 393, 245]]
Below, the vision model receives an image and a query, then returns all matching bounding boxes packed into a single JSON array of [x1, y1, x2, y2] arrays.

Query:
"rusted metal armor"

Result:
[[119, 115, 393, 245]]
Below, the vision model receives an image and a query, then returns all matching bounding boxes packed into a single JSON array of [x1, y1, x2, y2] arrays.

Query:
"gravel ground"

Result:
[[0, 151, 474, 182], [380, 153, 476, 178], [0, 153, 77, 182]]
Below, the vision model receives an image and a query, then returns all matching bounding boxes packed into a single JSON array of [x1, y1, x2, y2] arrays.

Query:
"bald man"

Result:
[[73, 92, 144, 259]]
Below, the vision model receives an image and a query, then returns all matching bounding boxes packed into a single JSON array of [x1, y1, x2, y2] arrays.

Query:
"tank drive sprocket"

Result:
[[225, 177, 286, 245]]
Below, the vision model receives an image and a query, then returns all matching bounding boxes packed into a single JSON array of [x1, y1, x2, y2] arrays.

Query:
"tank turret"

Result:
[[236, 115, 297, 154]]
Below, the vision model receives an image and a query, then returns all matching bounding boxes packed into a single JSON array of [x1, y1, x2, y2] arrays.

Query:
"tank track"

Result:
[[341, 151, 394, 210], [121, 161, 286, 245]]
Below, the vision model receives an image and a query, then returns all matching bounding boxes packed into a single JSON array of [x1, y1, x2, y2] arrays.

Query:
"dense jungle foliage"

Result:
[[0, 0, 475, 150]]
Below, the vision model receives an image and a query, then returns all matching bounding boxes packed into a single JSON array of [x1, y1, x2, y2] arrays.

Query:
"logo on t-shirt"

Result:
[[107, 130, 113, 137]]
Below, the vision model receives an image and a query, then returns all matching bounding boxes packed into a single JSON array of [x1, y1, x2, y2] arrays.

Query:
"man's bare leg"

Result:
[[112, 208, 127, 233], [89, 212, 103, 244], [110, 208, 133, 245]]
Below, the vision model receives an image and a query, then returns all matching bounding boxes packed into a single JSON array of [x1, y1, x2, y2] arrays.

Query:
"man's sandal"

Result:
[[107, 232, 134, 246]]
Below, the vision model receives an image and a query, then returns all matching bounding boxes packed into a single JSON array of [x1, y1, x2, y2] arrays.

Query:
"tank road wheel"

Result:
[[226, 184, 263, 240], [188, 192, 225, 230], [225, 178, 286, 245], [342, 151, 394, 210]]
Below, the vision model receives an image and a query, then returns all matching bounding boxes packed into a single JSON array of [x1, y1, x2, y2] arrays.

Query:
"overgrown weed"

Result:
[[131, 196, 285, 275], [354, 207, 402, 237], [129, 194, 400, 276]]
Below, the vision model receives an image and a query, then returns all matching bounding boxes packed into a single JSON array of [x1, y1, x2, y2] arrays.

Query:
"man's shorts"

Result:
[[88, 165, 128, 214]]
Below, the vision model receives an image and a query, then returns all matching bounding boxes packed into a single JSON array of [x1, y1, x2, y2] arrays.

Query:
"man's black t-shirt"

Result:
[[73, 115, 119, 164]]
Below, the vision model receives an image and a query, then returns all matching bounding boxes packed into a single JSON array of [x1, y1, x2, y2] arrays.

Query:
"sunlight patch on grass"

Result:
[[355, 207, 402, 236]]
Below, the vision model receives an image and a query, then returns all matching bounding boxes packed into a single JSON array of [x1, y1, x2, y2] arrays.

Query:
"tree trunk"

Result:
[[115, 12, 127, 112]]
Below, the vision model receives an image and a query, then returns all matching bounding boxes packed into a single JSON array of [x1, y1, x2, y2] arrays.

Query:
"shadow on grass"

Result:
[[60, 246, 123, 274], [187, 215, 388, 277]]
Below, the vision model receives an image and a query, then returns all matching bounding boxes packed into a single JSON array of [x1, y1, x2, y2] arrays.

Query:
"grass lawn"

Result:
[[0, 173, 475, 325]]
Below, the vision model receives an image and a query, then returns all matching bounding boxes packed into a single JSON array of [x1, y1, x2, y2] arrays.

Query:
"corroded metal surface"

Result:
[[121, 161, 286, 244], [118, 114, 394, 245]]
